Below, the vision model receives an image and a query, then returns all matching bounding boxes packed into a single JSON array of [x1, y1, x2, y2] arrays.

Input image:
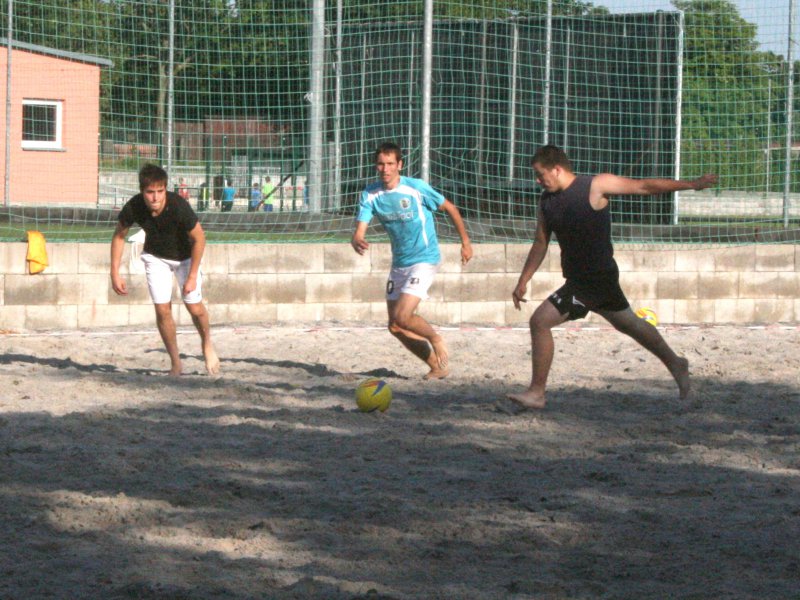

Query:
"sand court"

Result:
[[1, 323, 798, 599]]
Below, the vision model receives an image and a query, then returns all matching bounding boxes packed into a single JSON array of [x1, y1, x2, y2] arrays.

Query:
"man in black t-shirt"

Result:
[[508, 145, 717, 409], [110, 164, 220, 377]]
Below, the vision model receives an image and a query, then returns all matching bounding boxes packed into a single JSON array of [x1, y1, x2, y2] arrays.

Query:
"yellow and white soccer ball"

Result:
[[355, 378, 392, 412], [635, 307, 659, 327]]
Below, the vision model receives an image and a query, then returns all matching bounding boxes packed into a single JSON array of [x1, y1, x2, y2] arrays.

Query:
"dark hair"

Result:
[[138, 164, 168, 190], [532, 145, 572, 171], [374, 142, 403, 163]]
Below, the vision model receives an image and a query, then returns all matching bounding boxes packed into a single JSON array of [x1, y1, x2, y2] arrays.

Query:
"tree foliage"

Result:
[[1, 0, 797, 189], [675, 0, 795, 187]]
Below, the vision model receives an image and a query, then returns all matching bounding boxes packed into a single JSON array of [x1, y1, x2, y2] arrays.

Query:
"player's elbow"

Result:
[[189, 228, 206, 245], [639, 184, 658, 195]]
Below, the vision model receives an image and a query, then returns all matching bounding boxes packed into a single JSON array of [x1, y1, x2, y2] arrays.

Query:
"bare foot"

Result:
[[430, 336, 449, 370], [507, 389, 547, 410], [423, 366, 450, 380], [494, 399, 528, 415], [168, 364, 182, 377], [204, 343, 220, 376], [670, 357, 690, 399]]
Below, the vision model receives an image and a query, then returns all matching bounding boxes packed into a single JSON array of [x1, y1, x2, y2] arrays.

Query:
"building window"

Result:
[[22, 99, 63, 150]]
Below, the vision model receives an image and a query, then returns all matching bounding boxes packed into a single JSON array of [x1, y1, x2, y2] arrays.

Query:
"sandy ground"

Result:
[[0, 321, 798, 599]]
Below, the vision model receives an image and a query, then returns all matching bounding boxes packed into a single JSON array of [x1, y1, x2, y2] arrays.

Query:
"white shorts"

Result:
[[141, 253, 203, 305], [386, 262, 439, 301]]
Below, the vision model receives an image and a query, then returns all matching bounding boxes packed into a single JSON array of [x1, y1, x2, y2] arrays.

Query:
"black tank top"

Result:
[[540, 175, 616, 279]]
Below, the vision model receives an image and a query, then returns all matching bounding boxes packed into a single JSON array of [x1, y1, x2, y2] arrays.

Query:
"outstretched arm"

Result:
[[592, 172, 718, 196], [511, 210, 551, 310], [439, 199, 473, 264]]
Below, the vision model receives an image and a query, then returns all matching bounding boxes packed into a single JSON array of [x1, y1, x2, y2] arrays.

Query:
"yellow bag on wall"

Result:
[[26, 230, 48, 274]]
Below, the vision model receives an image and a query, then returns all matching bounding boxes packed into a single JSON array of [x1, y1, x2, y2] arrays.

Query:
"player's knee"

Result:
[[153, 303, 172, 319], [610, 316, 638, 336], [184, 300, 206, 316], [390, 312, 415, 332], [530, 313, 554, 333], [611, 322, 629, 335], [390, 317, 408, 332]]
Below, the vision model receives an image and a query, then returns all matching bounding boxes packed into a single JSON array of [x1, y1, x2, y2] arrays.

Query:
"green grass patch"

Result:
[[0, 224, 115, 243], [0, 223, 358, 244]]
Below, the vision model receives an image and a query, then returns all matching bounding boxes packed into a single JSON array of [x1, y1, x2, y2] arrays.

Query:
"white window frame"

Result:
[[21, 99, 63, 150]]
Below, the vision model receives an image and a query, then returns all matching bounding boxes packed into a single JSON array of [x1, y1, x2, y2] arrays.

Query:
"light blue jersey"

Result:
[[357, 176, 446, 268]]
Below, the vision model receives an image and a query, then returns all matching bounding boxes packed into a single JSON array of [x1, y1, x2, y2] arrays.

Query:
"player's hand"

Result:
[[182, 275, 198, 296], [693, 174, 718, 190], [351, 236, 369, 255], [511, 284, 528, 310], [111, 274, 128, 296], [461, 242, 473, 265]]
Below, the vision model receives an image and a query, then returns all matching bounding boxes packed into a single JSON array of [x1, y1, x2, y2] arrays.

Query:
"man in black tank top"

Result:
[[507, 145, 718, 410]]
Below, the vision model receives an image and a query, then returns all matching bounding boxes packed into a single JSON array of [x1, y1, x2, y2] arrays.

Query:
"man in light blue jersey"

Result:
[[351, 142, 473, 379]]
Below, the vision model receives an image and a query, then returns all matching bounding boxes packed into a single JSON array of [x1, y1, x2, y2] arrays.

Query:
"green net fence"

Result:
[[0, 0, 798, 244]]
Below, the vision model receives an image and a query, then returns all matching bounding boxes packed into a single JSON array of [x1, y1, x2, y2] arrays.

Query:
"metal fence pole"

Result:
[[358, 34, 367, 180], [507, 17, 518, 217], [4, 0, 13, 207], [783, 0, 796, 227], [543, 0, 552, 145], [766, 79, 772, 197], [166, 0, 175, 173], [673, 10, 685, 225], [421, 0, 433, 181], [308, 0, 325, 212], [333, 0, 343, 210], [406, 30, 415, 167], [476, 19, 487, 195], [562, 25, 571, 148]]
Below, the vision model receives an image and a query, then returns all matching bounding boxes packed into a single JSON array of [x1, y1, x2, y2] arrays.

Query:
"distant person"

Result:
[[221, 180, 236, 212], [259, 177, 275, 212], [351, 141, 473, 380], [248, 183, 262, 212], [198, 181, 209, 212], [507, 145, 717, 409], [110, 163, 220, 377], [177, 177, 190, 202]]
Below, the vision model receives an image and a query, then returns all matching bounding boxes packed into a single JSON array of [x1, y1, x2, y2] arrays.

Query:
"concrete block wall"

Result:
[[0, 242, 798, 331]]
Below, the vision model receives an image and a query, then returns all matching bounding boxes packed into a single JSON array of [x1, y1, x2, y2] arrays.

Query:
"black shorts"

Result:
[[548, 269, 630, 321]]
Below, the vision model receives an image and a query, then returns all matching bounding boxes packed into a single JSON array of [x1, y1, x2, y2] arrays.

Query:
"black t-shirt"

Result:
[[118, 192, 199, 261], [540, 175, 616, 280]]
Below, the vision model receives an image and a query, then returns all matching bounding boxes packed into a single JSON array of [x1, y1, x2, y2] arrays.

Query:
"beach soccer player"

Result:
[[351, 141, 473, 379], [110, 164, 220, 377], [508, 145, 718, 409]]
